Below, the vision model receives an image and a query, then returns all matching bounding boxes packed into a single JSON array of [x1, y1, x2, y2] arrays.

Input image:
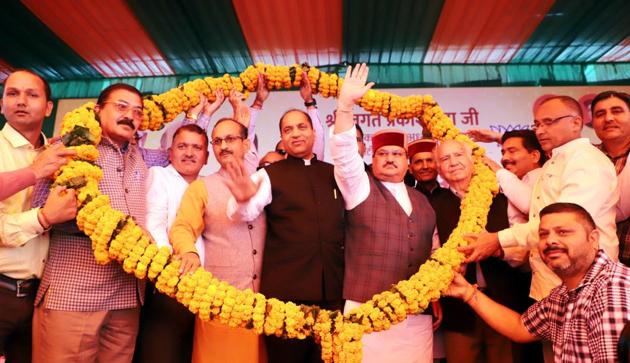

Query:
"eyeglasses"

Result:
[[102, 101, 144, 120], [532, 114, 577, 131], [374, 150, 406, 158], [211, 135, 244, 146]]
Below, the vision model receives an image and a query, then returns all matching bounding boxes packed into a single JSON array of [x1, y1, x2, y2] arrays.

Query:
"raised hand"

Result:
[[188, 93, 208, 118], [204, 89, 225, 116], [30, 143, 77, 180], [299, 71, 314, 104], [228, 89, 244, 110], [252, 73, 269, 109], [224, 159, 261, 203], [229, 89, 251, 127], [465, 128, 502, 144], [338, 63, 374, 111], [483, 156, 502, 173]]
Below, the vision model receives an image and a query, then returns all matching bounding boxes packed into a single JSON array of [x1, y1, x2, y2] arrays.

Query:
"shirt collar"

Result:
[[101, 136, 130, 154], [287, 153, 317, 165], [381, 180, 407, 190], [551, 138, 590, 158], [1, 123, 47, 149], [563, 250, 610, 294]]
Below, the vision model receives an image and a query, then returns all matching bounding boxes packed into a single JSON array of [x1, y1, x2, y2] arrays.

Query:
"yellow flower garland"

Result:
[[55, 63, 498, 363]]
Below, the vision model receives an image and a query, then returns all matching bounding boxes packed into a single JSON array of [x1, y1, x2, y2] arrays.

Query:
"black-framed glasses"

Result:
[[531, 114, 577, 131], [211, 135, 244, 146], [102, 101, 144, 120]]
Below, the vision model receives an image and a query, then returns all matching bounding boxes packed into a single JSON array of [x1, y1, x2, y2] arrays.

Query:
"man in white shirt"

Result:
[[0, 70, 77, 362], [330, 63, 437, 363], [484, 129, 546, 224], [461, 95, 619, 303], [137, 90, 257, 363], [135, 124, 209, 363]]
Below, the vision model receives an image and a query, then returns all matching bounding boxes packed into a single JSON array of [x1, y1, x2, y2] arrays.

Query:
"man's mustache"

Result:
[[543, 245, 567, 255], [117, 118, 135, 128]]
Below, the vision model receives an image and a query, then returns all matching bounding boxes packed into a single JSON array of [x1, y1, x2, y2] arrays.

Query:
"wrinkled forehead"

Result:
[[436, 140, 468, 158], [105, 89, 142, 107], [280, 111, 311, 129], [212, 119, 242, 138], [411, 151, 435, 162]]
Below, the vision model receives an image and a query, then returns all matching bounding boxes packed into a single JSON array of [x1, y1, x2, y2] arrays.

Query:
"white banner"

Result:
[[55, 85, 630, 176]]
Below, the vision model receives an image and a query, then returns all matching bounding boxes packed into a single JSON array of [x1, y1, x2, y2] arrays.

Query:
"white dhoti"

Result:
[[344, 300, 433, 363]]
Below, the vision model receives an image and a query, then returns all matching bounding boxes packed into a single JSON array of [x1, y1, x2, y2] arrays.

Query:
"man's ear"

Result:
[[588, 228, 600, 251], [531, 150, 541, 165], [45, 100, 54, 117]]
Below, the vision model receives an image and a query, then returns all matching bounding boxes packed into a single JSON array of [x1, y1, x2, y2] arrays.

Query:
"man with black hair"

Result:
[[30, 83, 170, 363], [225, 104, 345, 362], [446, 202, 630, 362], [483, 129, 546, 224], [134, 124, 210, 363], [591, 91, 630, 266], [0, 69, 77, 362]]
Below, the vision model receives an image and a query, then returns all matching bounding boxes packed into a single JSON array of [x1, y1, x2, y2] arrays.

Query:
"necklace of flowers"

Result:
[[56, 63, 498, 363]]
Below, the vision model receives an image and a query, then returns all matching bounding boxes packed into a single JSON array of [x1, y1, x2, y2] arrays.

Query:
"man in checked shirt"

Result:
[[30, 83, 169, 363], [445, 202, 630, 362]]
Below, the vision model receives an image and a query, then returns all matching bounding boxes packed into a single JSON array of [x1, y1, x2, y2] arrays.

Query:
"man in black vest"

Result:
[[431, 139, 530, 363], [330, 63, 437, 363], [226, 109, 345, 362]]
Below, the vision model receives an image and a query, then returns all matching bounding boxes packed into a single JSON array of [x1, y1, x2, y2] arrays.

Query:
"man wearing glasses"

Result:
[[30, 83, 171, 363], [460, 95, 619, 362], [168, 117, 266, 362]]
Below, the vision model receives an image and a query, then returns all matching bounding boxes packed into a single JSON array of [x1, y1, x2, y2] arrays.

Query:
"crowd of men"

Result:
[[1, 65, 630, 363]]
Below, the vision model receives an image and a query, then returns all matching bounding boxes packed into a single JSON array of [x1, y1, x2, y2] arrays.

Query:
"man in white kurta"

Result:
[[330, 63, 436, 363], [462, 96, 619, 302]]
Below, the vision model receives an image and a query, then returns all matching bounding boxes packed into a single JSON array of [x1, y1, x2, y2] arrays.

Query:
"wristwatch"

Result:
[[304, 99, 317, 107]]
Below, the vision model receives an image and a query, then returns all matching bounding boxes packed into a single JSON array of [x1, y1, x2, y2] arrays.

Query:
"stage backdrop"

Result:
[[55, 85, 630, 176]]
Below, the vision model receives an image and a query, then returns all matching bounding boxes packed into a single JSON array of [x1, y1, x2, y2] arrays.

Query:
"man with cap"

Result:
[[330, 63, 437, 363], [407, 138, 446, 201]]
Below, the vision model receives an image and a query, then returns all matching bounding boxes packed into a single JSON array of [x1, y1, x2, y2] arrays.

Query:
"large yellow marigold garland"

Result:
[[55, 63, 498, 363]]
